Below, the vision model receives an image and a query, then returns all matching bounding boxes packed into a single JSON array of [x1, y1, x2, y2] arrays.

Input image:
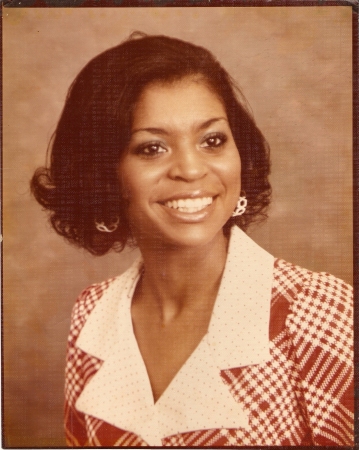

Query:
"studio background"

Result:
[[3, 7, 352, 447]]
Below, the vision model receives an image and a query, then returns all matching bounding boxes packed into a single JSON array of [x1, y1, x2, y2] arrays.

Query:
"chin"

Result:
[[151, 223, 226, 250]]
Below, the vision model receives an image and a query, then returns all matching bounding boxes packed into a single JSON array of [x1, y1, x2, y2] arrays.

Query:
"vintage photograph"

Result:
[[3, 5, 353, 447]]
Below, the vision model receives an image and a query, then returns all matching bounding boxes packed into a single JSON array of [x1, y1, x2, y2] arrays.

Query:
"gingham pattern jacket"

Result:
[[65, 259, 353, 446]]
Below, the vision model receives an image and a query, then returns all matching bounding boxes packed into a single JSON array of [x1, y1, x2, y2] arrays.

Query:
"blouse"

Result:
[[64, 227, 353, 446]]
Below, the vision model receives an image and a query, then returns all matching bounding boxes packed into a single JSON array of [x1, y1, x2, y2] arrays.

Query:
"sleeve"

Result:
[[287, 271, 354, 446], [64, 285, 104, 447]]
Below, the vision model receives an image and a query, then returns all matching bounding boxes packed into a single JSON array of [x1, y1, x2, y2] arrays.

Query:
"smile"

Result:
[[163, 197, 213, 213]]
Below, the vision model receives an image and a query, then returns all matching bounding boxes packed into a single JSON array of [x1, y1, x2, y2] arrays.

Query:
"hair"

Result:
[[31, 32, 271, 255]]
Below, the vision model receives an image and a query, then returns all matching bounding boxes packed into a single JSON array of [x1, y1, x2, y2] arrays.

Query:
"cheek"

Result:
[[117, 160, 140, 201], [228, 154, 241, 177], [118, 160, 160, 204], [220, 151, 241, 193]]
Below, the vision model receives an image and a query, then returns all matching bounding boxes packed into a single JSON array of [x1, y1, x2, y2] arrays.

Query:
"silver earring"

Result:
[[95, 217, 119, 233], [232, 196, 247, 217]]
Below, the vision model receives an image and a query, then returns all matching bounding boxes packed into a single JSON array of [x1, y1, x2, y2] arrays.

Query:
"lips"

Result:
[[163, 196, 213, 213]]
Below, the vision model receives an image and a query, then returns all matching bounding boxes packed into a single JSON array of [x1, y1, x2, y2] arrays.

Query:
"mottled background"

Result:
[[3, 7, 352, 447]]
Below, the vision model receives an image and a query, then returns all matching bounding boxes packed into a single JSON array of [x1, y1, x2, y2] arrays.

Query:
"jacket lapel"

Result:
[[207, 227, 274, 368]]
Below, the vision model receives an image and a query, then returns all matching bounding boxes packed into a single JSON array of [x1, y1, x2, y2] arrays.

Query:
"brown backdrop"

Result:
[[3, 6, 353, 447]]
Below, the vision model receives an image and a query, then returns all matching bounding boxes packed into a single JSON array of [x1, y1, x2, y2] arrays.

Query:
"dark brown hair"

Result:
[[31, 32, 271, 255]]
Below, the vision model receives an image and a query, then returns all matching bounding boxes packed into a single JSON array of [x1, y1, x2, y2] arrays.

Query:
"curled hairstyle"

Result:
[[31, 32, 271, 255]]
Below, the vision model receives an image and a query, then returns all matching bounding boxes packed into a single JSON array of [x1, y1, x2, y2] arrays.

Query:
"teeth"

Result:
[[164, 197, 213, 212]]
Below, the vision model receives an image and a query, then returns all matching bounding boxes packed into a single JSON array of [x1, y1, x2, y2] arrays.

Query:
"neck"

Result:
[[135, 231, 228, 324]]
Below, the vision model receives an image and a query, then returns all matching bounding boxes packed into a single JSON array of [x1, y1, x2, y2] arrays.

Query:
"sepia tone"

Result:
[[3, 6, 352, 447]]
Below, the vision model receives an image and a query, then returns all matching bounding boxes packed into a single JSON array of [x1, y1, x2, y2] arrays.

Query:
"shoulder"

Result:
[[270, 258, 353, 360], [68, 255, 143, 345], [68, 277, 118, 345], [272, 258, 352, 302], [272, 258, 352, 311]]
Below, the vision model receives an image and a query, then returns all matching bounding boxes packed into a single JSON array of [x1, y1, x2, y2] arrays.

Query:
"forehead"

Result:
[[132, 77, 227, 130]]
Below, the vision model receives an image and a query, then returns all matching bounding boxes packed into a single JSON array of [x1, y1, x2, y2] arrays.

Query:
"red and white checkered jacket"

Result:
[[65, 252, 353, 446]]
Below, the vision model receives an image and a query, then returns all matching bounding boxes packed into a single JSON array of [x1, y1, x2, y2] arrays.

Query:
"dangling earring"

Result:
[[95, 217, 119, 233], [232, 196, 247, 217]]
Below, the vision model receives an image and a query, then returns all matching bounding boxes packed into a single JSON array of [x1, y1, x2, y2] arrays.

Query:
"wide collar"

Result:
[[75, 227, 275, 446]]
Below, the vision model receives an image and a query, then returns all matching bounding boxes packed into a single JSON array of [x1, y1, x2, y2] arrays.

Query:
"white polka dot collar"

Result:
[[75, 227, 275, 446]]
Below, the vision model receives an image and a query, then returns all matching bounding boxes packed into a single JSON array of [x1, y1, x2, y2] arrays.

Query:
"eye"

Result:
[[134, 142, 167, 158], [201, 132, 227, 149]]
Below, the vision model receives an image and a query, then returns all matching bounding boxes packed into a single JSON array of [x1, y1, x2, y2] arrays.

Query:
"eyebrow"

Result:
[[131, 117, 228, 136]]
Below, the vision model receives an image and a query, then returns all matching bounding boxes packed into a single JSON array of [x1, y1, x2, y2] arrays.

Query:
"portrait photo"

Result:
[[3, 5, 353, 447]]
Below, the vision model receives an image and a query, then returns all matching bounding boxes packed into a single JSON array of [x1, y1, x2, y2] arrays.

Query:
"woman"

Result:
[[31, 33, 353, 447]]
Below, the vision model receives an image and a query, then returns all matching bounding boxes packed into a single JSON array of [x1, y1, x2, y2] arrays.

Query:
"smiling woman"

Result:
[[30, 33, 353, 447]]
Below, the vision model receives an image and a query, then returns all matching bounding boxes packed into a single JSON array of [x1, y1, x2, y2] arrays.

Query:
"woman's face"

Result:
[[118, 76, 241, 249]]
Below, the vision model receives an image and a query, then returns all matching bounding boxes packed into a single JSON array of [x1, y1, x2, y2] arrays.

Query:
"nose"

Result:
[[168, 146, 208, 182]]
